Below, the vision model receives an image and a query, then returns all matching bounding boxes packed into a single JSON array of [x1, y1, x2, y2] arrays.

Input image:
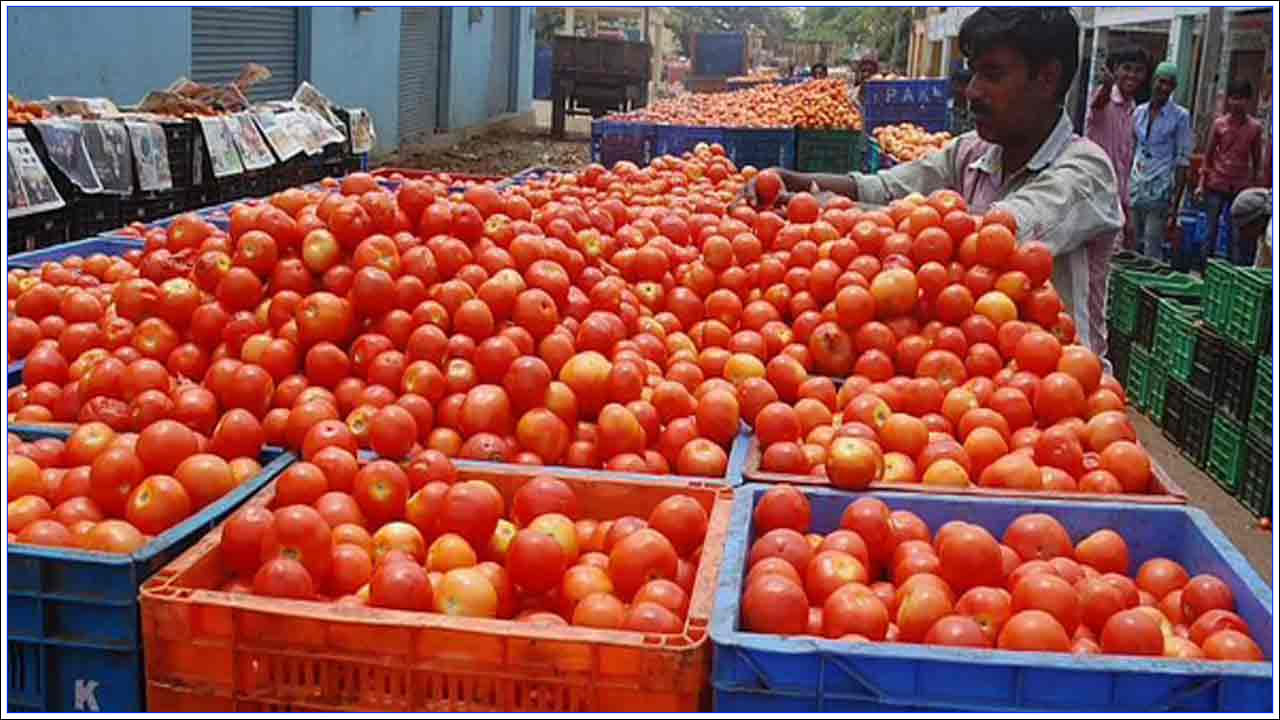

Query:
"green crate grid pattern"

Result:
[[1238, 430, 1272, 520], [1107, 269, 1200, 338], [1249, 355, 1271, 436], [796, 130, 865, 174], [1152, 299, 1199, 382], [1147, 366, 1168, 424], [1224, 268, 1272, 351], [1202, 260, 1234, 332], [1127, 343, 1151, 412], [1207, 412, 1245, 495]]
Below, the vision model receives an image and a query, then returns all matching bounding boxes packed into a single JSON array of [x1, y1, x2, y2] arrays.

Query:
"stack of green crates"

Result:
[[1250, 355, 1271, 436], [1207, 412, 1246, 495], [1199, 260, 1272, 517], [1127, 343, 1150, 412], [1152, 299, 1199, 383]]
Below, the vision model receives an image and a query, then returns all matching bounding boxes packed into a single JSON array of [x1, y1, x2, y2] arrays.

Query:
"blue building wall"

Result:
[[307, 7, 402, 153], [6, 7, 191, 105], [447, 7, 535, 130], [6, 6, 532, 153]]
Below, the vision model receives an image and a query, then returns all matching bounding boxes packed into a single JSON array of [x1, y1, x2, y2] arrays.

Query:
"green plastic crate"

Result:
[[1238, 429, 1272, 520], [796, 130, 865, 174], [1224, 268, 1272, 351], [1207, 412, 1245, 495], [1152, 299, 1199, 382], [1202, 260, 1234, 333], [1147, 366, 1168, 423], [1107, 270, 1198, 338], [1127, 343, 1151, 411], [1249, 355, 1272, 436]]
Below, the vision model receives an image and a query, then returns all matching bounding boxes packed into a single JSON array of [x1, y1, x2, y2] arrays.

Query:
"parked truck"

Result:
[[550, 34, 651, 139]]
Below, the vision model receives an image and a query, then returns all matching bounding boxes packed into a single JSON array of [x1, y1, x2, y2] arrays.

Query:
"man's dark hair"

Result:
[[1108, 44, 1150, 72], [1227, 81, 1254, 99], [958, 7, 1080, 102]]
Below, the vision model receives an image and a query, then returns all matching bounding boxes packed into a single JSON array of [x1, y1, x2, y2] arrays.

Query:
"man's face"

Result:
[[966, 46, 1060, 146], [1115, 61, 1147, 97], [1226, 93, 1250, 115], [1152, 76, 1177, 104]]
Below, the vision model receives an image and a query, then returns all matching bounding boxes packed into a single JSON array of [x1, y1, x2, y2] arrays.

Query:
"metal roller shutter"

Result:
[[191, 8, 300, 102], [399, 8, 441, 144], [487, 8, 515, 117]]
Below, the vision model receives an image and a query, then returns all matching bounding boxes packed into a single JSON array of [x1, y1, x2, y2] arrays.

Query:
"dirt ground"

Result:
[[1130, 411, 1273, 583], [378, 102, 591, 177]]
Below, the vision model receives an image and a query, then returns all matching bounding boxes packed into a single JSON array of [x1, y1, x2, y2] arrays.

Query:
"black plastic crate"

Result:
[[1189, 325, 1225, 397], [1161, 376, 1186, 445], [161, 120, 195, 190], [1239, 430, 1272, 520], [320, 157, 345, 180], [8, 209, 71, 252], [243, 170, 272, 199], [184, 183, 217, 212], [1214, 338, 1257, 422], [71, 194, 121, 237], [334, 107, 355, 157], [342, 155, 366, 174], [1180, 384, 1215, 470], [1107, 328, 1132, 389], [214, 176, 250, 203]]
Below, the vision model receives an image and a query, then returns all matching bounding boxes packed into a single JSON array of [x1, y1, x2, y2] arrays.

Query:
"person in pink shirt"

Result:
[[1086, 45, 1148, 250], [1197, 81, 1264, 265]]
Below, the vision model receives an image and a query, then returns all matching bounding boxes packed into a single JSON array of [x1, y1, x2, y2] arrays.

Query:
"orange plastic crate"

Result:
[[140, 465, 732, 712]]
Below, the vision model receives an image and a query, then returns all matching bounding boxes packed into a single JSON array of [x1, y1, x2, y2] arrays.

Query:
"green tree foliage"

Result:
[[798, 7, 914, 66], [666, 7, 798, 53]]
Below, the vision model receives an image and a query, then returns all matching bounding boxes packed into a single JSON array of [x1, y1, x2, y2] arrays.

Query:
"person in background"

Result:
[[1128, 61, 1193, 262], [1228, 188, 1272, 269], [1086, 44, 1150, 251], [948, 65, 976, 135], [746, 8, 1123, 357], [811, 63, 829, 80], [856, 55, 880, 84], [1198, 81, 1265, 265]]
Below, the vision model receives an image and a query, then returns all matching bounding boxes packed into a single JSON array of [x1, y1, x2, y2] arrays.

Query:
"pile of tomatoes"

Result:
[[747, 170, 1155, 495], [614, 78, 864, 131], [873, 123, 954, 163], [741, 486, 1266, 661], [7, 419, 265, 552], [220, 465, 707, 629]]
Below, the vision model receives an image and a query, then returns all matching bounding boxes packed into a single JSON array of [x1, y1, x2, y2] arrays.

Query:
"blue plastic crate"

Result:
[[654, 125, 729, 158], [494, 165, 561, 190], [5, 425, 295, 712], [591, 120, 657, 167], [722, 128, 797, 171], [7, 237, 144, 269], [711, 484, 1273, 713], [863, 79, 951, 133]]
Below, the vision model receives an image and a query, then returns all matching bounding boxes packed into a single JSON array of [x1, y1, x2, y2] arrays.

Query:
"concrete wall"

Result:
[[7, 7, 191, 105], [7, 6, 532, 152], [307, 7, 402, 153], [447, 7, 535, 129]]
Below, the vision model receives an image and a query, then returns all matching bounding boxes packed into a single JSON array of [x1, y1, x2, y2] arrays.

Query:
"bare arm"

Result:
[[1197, 126, 1218, 194]]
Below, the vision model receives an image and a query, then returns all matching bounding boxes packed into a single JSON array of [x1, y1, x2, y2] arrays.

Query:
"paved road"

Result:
[[1131, 410, 1273, 584]]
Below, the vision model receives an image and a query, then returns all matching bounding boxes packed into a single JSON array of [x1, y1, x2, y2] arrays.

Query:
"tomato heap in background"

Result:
[[613, 78, 863, 131], [740, 485, 1266, 662]]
